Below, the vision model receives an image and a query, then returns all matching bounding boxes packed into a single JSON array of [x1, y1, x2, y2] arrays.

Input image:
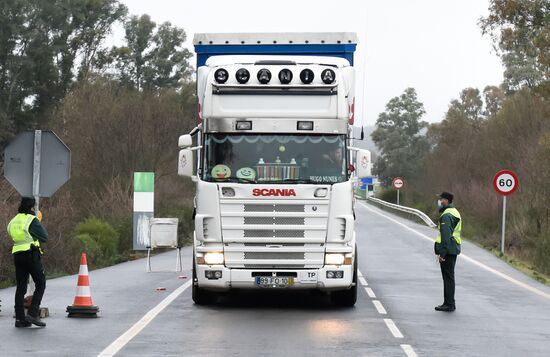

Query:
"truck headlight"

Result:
[[325, 253, 345, 265], [204, 252, 224, 265]]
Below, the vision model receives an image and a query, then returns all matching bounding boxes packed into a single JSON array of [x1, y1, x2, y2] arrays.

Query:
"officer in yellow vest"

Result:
[[434, 192, 461, 312], [7, 197, 48, 327]]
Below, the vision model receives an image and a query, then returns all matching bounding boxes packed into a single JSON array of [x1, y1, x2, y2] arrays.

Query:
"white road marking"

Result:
[[401, 344, 418, 357], [365, 287, 376, 298], [357, 270, 368, 285], [360, 203, 550, 301], [372, 300, 387, 314], [383, 318, 404, 338], [98, 280, 192, 357]]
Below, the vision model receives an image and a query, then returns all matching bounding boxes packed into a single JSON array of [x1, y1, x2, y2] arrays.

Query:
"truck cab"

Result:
[[178, 33, 371, 306]]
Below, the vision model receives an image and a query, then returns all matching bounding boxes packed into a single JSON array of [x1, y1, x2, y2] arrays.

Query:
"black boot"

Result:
[[435, 304, 455, 312], [26, 314, 46, 327], [15, 319, 32, 328]]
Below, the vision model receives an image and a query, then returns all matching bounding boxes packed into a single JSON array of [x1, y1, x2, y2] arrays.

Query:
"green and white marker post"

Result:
[[133, 172, 154, 250]]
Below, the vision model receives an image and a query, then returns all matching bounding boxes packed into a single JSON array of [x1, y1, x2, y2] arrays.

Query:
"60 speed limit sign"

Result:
[[493, 170, 519, 196]]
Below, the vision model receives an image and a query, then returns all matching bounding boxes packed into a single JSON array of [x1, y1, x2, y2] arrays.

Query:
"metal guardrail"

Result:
[[365, 197, 437, 228]]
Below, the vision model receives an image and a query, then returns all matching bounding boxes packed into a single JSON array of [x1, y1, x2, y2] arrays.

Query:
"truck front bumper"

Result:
[[196, 264, 354, 292]]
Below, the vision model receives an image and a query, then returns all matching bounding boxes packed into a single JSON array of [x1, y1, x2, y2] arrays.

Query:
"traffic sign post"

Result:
[[392, 177, 405, 205], [493, 170, 519, 254]]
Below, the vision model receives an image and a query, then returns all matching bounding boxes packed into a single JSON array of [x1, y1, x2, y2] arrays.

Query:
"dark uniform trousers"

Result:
[[14, 249, 46, 320], [440, 254, 457, 307]]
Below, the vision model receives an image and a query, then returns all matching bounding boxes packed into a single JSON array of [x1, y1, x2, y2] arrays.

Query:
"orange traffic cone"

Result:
[[67, 253, 99, 317]]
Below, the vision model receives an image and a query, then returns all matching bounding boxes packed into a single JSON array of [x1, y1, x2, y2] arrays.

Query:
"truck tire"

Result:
[[192, 261, 217, 305], [331, 249, 358, 307]]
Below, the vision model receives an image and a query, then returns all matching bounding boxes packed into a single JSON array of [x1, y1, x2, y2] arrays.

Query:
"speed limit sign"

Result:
[[493, 170, 519, 196], [493, 169, 519, 254]]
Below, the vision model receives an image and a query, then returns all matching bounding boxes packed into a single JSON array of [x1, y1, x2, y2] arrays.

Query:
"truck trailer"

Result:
[[178, 33, 371, 306]]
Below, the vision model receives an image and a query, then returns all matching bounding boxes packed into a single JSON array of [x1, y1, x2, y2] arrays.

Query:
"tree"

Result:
[[483, 85, 506, 117], [480, 0, 550, 92], [0, 0, 127, 147], [108, 15, 192, 91], [371, 88, 429, 184]]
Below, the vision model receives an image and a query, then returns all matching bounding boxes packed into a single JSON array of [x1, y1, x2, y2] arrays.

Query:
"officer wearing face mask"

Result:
[[434, 192, 461, 312]]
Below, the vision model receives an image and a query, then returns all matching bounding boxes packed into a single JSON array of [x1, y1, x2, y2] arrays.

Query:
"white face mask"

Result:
[[437, 199, 443, 208]]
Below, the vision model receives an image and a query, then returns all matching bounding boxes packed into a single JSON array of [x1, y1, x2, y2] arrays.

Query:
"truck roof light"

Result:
[[297, 121, 313, 130], [321, 69, 336, 84], [278, 69, 293, 84], [300, 69, 314, 84], [236, 68, 250, 84], [214, 68, 229, 83], [257, 69, 271, 84], [236, 121, 252, 130]]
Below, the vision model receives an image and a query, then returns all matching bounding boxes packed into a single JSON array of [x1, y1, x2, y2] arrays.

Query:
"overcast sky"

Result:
[[117, 0, 504, 126]]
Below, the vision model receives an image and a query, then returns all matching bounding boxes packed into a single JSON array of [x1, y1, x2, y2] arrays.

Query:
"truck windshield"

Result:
[[203, 134, 347, 184]]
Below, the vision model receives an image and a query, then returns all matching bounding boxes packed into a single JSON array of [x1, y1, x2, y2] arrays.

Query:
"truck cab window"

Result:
[[203, 134, 347, 184]]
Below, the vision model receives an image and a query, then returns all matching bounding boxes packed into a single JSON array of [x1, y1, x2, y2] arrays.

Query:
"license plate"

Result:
[[255, 276, 294, 287]]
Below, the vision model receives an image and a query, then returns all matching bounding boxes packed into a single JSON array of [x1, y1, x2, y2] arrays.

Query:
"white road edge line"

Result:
[[357, 270, 368, 285], [401, 344, 418, 357], [98, 280, 193, 357], [365, 287, 376, 298], [383, 318, 404, 338], [372, 300, 387, 314], [359, 203, 550, 300]]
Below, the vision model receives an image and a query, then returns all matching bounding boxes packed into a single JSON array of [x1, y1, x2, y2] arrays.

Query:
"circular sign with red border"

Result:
[[392, 177, 405, 190], [493, 170, 519, 196]]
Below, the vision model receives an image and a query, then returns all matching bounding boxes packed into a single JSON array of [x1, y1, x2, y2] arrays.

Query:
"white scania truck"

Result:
[[178, 33, 371, 306]]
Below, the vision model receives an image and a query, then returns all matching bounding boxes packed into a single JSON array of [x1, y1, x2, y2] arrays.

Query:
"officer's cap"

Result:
[[438, 192, 454, 203]]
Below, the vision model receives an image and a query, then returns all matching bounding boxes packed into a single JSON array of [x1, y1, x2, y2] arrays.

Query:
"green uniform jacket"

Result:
[[434, 204, 461, 257]]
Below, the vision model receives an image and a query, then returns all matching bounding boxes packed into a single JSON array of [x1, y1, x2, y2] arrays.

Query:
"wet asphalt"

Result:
[[1, 202, 549, 356]]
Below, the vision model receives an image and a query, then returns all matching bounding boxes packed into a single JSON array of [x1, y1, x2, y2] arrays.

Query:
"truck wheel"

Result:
[[331, 250, 358, 307], [192, 261, 217, 305]]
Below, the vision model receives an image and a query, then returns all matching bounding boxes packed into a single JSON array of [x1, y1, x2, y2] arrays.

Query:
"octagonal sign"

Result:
[[4, 131, 71, 197]]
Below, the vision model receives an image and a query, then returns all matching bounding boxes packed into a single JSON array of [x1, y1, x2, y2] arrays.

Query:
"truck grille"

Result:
[[220, 198, 328, 268], [244, 230, 305, 238], [244, 252, 305, 260], [244, 204, 305, 212], [244, 217, 305, 225]]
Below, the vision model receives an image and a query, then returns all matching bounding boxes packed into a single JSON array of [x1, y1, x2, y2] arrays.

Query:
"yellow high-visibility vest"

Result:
[[435, 207, 462, 245], [7, 213, 40, 254]]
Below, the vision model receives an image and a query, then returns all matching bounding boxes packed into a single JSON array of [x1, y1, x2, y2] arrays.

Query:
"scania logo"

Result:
[[252, 188, 297, 197]]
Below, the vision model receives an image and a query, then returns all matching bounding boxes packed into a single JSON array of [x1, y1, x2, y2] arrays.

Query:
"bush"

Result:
[[73, 217, 120, 268], [377, 188, 405, 205], [534, 231, 550, 275]]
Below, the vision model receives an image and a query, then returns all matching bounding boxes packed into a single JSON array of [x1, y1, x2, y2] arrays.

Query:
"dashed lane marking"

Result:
[[358, 276, 369, 286], [98, 280, 192, 357], [365, 287, 376, 298], [383, 318, 404, 338], [359, 203, 550, 301], [401, 344, 419, 357], [372, 300, 387, 314]]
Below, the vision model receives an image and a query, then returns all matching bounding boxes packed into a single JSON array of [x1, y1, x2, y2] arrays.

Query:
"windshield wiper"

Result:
[[259, 178, 318, 184], [213, 177, 257, 183]]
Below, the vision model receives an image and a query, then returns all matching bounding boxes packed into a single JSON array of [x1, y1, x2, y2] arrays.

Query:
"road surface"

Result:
[[1, 202, 549, 356]]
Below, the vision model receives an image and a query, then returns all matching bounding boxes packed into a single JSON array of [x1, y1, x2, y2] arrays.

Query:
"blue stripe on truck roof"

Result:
[[194, 43, 357, 67]]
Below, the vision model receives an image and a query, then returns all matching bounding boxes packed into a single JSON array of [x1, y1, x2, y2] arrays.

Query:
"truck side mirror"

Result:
[[178, 149, 194, 177], [356, 149, 371, 179], [178, 134, 193, 149]]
